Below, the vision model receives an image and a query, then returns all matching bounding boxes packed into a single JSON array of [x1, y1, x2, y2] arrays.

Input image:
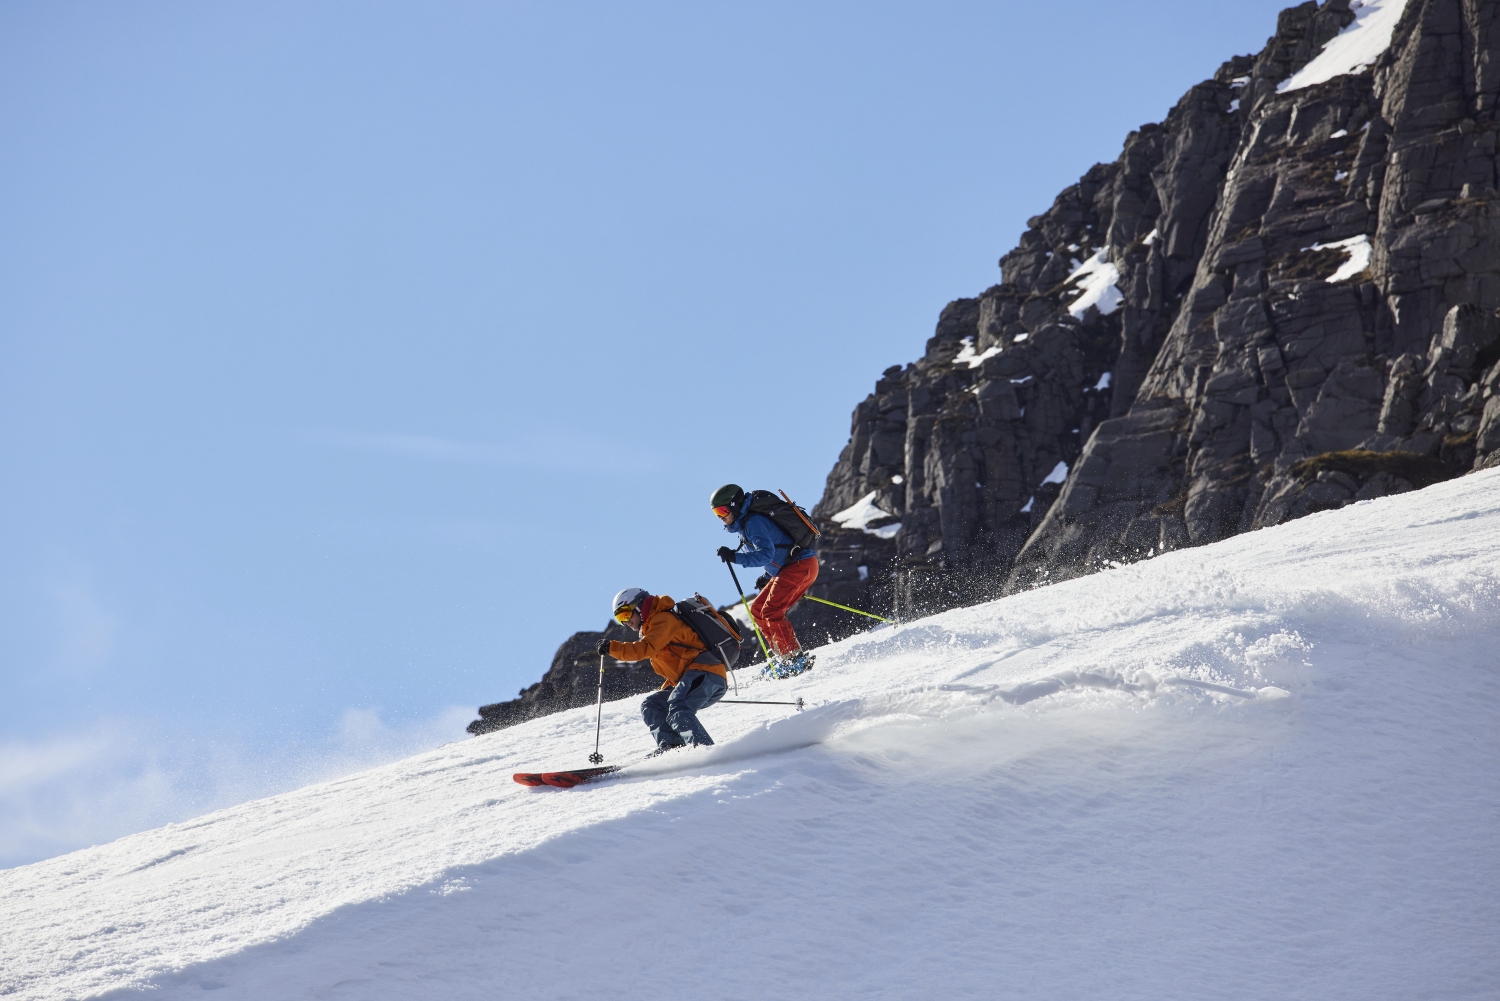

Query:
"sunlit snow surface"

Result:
[[1279, 0, 1409, 92], [5, 471, 1500, 999]]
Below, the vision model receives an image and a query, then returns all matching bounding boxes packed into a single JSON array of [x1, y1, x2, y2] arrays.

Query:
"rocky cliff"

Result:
[[814, 0, 1500, 614], [471, 0, 1500, 734]]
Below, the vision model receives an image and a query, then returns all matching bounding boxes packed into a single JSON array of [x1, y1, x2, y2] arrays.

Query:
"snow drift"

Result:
[[4, 471, 1499, 1000]]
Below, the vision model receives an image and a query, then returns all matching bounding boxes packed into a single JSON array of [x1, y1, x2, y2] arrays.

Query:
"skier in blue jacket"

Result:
[[710, 484, 819, 678]]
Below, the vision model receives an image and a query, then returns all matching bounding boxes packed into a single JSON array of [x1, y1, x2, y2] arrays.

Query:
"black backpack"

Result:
[[743, 489, 820, 552], [673, 593, 745, 670]]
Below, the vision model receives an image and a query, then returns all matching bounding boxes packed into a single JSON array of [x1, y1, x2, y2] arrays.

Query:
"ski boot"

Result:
[[784, 650, 815, 676], [761, 651, 814, 680], [758, 658, 787, 680]]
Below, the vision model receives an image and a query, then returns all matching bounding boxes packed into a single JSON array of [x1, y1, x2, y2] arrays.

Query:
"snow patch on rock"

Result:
[[952, 336, 1003, 369], [1304, 234, 1372, 283], [831, 491, 901, 539], [1278, 0, 1408, 93], [1065, 250, 1122, 319]]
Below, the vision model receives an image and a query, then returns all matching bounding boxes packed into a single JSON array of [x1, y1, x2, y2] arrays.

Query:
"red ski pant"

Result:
[[750, 556, 819, 658]]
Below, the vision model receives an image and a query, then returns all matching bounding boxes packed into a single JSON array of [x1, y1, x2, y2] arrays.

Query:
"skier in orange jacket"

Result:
[[597, 588, 727, 751]]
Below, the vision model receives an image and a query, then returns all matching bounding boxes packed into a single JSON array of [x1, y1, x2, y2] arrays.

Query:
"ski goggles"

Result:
[[613, 604, 637, 623], [712, 504, 733, 519]]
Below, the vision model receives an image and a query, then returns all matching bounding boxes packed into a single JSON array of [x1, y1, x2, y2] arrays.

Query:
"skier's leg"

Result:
[[779, 555, 818, 640], [641, 689, 684, 749], [666, 671, 728, 746], [753, 557, 819, 657], [747, 586, 781, 658], [749, 581, 795, 659]]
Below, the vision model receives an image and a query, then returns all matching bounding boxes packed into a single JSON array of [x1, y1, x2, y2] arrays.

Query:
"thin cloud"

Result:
[[0, 723, 177, 868], [0, 732, 115, 799], [0, 707, 474, 870], [306, 429, 658, 473]]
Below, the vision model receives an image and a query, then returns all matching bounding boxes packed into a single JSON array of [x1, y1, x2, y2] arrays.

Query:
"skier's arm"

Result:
[[735, 516, 785, 571], [608, 614, 669, 663], [608, 637, 651, 662]]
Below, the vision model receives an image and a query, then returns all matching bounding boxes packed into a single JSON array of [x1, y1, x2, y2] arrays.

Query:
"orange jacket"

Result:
[[607, 594, 728, 688]]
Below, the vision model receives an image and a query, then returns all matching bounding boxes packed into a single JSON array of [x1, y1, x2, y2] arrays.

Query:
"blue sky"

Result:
[[1, 0, 1295, 867]]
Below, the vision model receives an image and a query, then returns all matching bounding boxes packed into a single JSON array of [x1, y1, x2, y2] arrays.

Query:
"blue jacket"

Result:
[[725, 496, 817, 574]]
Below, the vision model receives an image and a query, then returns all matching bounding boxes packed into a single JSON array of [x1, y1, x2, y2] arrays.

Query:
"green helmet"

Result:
[[710, 483, 745, 512]]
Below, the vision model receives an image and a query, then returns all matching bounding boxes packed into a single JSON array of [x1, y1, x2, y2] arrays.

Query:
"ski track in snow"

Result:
[[4, 471, 1500, 999]]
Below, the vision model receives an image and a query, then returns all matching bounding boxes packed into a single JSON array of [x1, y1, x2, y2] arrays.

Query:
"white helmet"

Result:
[[611, 587, 649, 620]]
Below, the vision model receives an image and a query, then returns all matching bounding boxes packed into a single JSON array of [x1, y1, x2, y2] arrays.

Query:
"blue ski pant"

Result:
[[641, 670, 727, 749]]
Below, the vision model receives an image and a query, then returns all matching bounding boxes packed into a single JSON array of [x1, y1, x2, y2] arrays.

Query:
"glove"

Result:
[[595, 638, 611, 657], [754, 573, 772, 590], [717, 546, 737, 564]]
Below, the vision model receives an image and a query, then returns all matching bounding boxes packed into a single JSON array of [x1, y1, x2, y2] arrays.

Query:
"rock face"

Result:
[[817, 0, 1500, 610], [472, 0, 1500, 733], [466, 622, 653, 736]]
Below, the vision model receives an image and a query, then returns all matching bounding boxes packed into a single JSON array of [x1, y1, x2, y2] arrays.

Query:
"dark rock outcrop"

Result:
[[820, 0, 1500, 609], [1009, 0, 1500, 589], [473, 0, 1500, 733], [466, 622, 655, 735]]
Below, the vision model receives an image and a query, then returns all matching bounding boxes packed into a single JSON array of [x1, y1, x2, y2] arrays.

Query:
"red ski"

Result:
[[513, 765, 621, 788]]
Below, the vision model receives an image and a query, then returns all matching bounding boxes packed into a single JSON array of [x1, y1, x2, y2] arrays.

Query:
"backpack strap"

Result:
[[779, 489, 821, 539], [695, 593, 743, 641]]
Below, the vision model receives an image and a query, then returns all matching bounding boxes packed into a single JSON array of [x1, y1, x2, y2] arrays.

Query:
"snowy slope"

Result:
[[4, 471, 1500, 1000]]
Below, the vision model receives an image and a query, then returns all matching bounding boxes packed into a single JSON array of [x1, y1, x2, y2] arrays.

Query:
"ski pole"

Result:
[[720, 697, 804, 710], [588, 654, 606, 764], [802, 594, 893, 623], [727, 560, 773, 664]]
